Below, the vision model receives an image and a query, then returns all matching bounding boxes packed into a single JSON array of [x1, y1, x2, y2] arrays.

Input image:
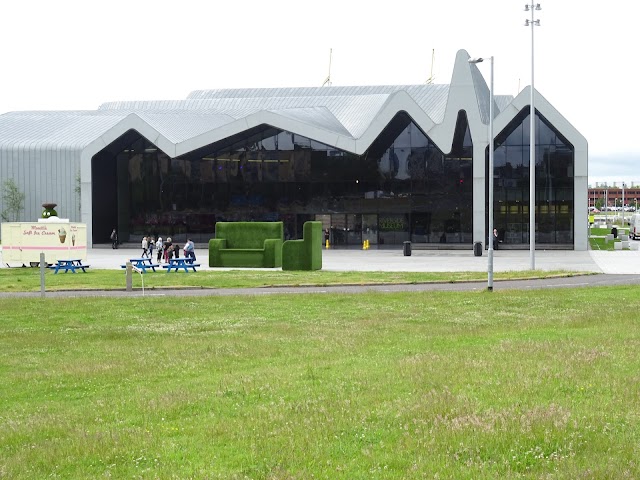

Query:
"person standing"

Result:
[[184, 238, 196, 262], [141, 236, 149, 258], [164, 237, 173, 263], [148, 236, 155, 260], [156, 237, 163, 263], [110, 228, 118, 249], [492, 228, 499, 250]]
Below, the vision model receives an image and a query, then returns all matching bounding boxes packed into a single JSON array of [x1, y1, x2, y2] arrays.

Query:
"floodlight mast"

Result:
[[525, 3, 541, 269]]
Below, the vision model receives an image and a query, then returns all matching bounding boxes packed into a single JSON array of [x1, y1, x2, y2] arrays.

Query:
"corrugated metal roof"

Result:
[[468, 64, 513, 124], [495, 95, 515, 113], [469, 64, 494, 124], [101, 97, 377, 138], [137, 112, 237, 144], [0, 110, 246, 150], [267, 107, 353, 137], [185, 84, 451, 123], [322, 95, 389, 138], [0, 111, 128, 150], [0, 62, 514, 156], [402, 85, 450, 123]]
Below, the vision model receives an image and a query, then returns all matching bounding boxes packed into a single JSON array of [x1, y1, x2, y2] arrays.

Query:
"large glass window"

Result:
[[369, 112, 473, 244], [95, 113, 474, 245], [492, 109, 574, 245]]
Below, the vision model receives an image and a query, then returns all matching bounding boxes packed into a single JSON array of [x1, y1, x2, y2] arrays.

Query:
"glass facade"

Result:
[[492, 109, 574, 245], [91, 109, 573, 247]]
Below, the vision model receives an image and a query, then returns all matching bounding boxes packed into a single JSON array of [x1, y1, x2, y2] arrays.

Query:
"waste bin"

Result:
[[403, 241, 411, 256], [611, 227, 618, 239], [473, 241, 483, 256]]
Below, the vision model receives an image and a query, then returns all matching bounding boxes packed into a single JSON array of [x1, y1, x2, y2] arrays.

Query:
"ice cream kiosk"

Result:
[[1, 219, 87, 267]]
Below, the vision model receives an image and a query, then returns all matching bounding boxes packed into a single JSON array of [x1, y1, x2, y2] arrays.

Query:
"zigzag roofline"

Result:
[[75, 48, 588, 168]]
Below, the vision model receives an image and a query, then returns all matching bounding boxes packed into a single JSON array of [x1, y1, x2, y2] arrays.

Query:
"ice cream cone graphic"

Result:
[[72, 233, 76, 246], [58, 227, 67, 244]]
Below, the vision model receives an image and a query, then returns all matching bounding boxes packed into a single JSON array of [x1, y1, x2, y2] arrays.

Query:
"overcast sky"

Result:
[[0, 0, 637, 186]]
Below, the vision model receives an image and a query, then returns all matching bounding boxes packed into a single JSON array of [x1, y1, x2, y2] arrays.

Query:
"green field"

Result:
[[2, 286, 640, 478]]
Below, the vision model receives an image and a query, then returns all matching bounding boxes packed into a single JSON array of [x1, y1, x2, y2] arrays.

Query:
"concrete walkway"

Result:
[[3, 245, 639, 274]]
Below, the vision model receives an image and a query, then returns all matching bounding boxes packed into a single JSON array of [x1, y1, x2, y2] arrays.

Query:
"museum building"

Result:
[[0, 50, 588, 249]]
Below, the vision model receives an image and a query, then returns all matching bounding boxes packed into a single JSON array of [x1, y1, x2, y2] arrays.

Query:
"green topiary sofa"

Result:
[[209, 221, 283, 268], [282, 221, 322, 271]]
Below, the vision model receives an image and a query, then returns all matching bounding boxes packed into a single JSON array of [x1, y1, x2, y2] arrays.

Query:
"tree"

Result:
[[1, 179, 25, 222], [75, 170, 81, 214], [595, 198, 604, 210]]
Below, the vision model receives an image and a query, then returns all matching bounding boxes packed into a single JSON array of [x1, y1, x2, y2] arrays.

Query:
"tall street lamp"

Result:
[[469, 56, 494, 291], [622, 182, 626, 226], [525, 3, 541, 269], [604, 187, 608, 225]]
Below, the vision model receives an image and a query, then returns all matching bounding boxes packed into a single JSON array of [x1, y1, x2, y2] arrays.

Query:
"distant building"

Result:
[[588, 184, 640, 210], [0, 50, 588, 249]]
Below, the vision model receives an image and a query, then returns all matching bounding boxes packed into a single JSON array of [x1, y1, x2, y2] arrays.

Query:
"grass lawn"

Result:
[[0, 268, 590, 293], [2, 286, 640, 478], [589, 237, 615, 250], [588, 227, 634, 250]]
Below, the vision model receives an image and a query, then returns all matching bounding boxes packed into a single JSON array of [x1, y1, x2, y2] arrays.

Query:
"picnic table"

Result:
[[163, 257, 201, 273], [121, 257, 160, 273], [49, 259, 90, 274]]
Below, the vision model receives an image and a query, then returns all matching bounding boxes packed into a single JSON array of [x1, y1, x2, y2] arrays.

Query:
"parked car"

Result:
[[629, 214, 640, 239]]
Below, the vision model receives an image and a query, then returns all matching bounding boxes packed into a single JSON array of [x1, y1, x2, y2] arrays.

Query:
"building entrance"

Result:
[[326, 214, 361, 246]]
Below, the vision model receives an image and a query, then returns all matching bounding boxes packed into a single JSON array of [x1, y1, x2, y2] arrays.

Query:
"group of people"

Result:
[[108, 229, 196, 261], [140, 236, 196, 263]]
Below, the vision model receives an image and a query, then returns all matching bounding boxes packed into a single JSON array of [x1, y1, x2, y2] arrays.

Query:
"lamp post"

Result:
[[622, 182, 626, 226], [469, 56, 494, 291], [604, 187, 608, 226], [525, 3, 541, 269]]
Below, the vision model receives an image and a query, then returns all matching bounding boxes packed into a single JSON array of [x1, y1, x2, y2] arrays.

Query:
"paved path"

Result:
[[3, 245, 639, 274]]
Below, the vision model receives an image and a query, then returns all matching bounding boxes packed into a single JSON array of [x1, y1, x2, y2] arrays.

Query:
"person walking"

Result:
[[110, 228, 118, 249]]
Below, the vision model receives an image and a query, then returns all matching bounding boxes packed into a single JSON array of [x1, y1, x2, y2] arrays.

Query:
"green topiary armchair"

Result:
[[282, 221, 322, 271]]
